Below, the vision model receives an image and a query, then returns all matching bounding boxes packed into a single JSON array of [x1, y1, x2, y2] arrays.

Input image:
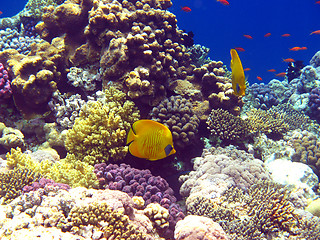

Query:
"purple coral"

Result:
[[309, 87, 320, 118], [94, 163, 185, 238], [249, 83, 279, 110], [23, 178, 71, 192], [0, 63, 12, 100]]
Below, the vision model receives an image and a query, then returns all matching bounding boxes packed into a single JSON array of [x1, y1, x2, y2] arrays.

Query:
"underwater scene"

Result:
[[0, 0, 320, 239]]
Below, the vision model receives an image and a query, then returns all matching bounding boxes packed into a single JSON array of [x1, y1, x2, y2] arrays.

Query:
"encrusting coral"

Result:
[[143, 203, 170, 230], [150, 95, 200, 149], [65, 87, 140, 165]]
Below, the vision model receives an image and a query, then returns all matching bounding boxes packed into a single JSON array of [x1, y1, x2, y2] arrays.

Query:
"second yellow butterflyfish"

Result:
[[230, 49, 246, 96], [126, 119, 176, 161]]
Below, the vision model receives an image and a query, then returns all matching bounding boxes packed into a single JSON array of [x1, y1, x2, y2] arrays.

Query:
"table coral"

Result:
[[0, 167, 41, 204], [150, 95, 200, 149], [65, 87, 140, 165], [94, 162, 185, 238]]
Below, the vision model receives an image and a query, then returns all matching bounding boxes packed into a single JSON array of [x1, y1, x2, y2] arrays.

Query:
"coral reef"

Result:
[[187, 44, 211, 67], [206, 108, 249, 142], [179, 147, 271, 202], [0, 28, 42, 55], [187, 181, 300, 240], [67, 66, 101, 92], [296, 66, 320, 93], [0, 167, 41, 204], [65, 87, 140, 165], [0, 40, 65, 116], [150, 95, 200, 149], [23, 177, 71, 192], [308, 87, 320, 119], [0, 123, 25, 150], [0, 62, 12, 101], [246, 83, 279, 110], [174, 215, 228, 240], [6, 147, 98, 188], [94, 162, 185, 238], [48, 92, 86, 129], [143, 203, 170, 229]]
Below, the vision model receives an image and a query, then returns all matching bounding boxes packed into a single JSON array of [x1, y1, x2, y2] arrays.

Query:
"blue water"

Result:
[[170, 0, 320, 84]]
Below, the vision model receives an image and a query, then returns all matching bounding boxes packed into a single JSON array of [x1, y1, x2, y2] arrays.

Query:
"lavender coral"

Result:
[[0, 63, 12, 100], [94, 162, 185, 238], [308, 87, 320, 119]]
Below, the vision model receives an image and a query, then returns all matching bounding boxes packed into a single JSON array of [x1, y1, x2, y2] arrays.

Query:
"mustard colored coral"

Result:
[[65, 87, 140, 165]]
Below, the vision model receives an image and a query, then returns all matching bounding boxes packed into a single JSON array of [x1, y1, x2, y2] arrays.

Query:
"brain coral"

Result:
[[65, 87, 140, 165], [150, 95, 200, 149]]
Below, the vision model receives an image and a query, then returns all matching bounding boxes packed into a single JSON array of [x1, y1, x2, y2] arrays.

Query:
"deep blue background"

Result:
[[170, 0, 320, 84], [1, 0, 319, 84]]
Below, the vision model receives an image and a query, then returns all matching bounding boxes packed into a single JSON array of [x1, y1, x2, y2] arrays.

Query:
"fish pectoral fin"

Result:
[[126, 126, 136, 145]]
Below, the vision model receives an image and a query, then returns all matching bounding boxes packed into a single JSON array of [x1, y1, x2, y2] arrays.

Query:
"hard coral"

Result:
[[0, 62, 12, 100], [206, 108, 249, 143], [0, 167, 41, 204], [0, 40, 65, 116], [308, 87, 320, 119], [94, 162, 185, 238], [187, 181, 299, 240], [65, 87, 140, 165], [150, 95, 200, 149]]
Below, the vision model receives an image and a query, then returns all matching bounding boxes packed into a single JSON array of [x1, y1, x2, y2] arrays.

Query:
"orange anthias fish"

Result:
[[315, 1, 320, 4], [310, 30, 320, 35], [283, 58, 295, 62], [243, 34, 253, 39], [264, 33, 271, 37], [300, 47, 307, 50], [275, 72, 287, 77], [267, 69, 276, 72], [289, 47, 301, 51], [217, 0, 230, 5], [127, 119, 176, 160], [230, 49, 246, 96], [257, 76, 263, 81], [243, 68, 251, 71], [181, 6, 191, 12], [281, 33, 291, 37], [234, 47, 245, 52], [0, 11, 2, 15]]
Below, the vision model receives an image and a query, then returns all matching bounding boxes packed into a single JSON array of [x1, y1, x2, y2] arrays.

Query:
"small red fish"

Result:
[[181, 6, 191, 12], [267, 69, 276, 72], [283, 58, 295, 62], [289, 47, 302, 51], [310, 30, 320, 35], [243, 68, 251, 71], [300, 47, 307, 50], [281, 33, 291, 37], [217, 0, 230, 5], [234, 47, 245, 52], [315, 1, 320, 4], [275, 72, 286, 77], [264, 33, 271, 37], [243, 34, 253, 39], [257, 76, 263, 81], [0, 11, 2, 15]]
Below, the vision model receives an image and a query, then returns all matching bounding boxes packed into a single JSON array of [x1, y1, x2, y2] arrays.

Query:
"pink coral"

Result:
[[0, 62, 12, 100]]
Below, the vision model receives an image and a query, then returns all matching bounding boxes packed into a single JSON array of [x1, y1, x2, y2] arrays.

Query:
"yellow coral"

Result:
[[65, 87, 140, 165], [144, 203, 170, 229], [6, 148, 98, 188]]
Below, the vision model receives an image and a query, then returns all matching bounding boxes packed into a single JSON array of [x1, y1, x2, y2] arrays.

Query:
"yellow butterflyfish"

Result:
[[230, 49, 246, 96], [126, 119, 176, 161]]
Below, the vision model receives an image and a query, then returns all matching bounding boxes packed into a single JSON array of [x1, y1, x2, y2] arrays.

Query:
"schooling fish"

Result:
[[281, 33, 291, 37], [127, 119, 176, 161], [230, 49, 246, 96], [181, 6, 191, 12], [264, 32, 271, 37], [243, 34, 253, 39]]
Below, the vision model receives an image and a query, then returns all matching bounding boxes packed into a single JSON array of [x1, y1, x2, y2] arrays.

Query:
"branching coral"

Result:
[[206, 108, 249, 142], [187, 181, 300, 240], [65, 87, 140, 165], [0, 167, 41, 204]]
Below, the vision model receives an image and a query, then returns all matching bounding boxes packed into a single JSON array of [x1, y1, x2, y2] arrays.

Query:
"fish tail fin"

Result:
[[126, 127, 136, 145]]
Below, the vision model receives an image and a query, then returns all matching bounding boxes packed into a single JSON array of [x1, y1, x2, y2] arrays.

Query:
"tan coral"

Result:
[[144, 203, 170, 229]]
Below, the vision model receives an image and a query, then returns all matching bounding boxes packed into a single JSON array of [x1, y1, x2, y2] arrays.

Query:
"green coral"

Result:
[[0, 168, 41, 204], [188, 181, 299, 240], [6, 147, 98, 188], [66, 202, 146, 239], [65, 87, 140, 165]]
